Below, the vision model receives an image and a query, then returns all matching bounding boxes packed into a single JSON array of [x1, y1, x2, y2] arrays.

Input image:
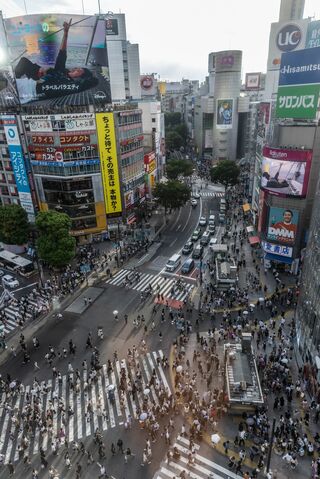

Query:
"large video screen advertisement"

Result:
[[267, 207, 299, 245], [261, 146, 312, 197], [3, 14, 111, 106]]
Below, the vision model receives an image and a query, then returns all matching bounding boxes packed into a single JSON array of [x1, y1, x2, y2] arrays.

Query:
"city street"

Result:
[[0, 179, 312, 479]]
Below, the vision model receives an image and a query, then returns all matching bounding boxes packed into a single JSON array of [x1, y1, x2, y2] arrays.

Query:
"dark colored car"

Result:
[[181, 258, 195, 274], [182, 241, 194, 255], [192, 245, 203, 259]]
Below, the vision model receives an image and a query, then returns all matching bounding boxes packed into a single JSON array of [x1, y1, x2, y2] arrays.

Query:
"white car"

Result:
[[199, 216, 207, 226], [2, 274, 19, 289], [209, 238, 218, 249], [191, 199, 198, 207]]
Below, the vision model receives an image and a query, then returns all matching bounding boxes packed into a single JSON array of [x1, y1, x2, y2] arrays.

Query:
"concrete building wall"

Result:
[[127, 43, 141, 100]]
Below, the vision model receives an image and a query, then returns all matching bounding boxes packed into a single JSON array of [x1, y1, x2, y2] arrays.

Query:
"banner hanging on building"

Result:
[[306, 20, 320, 49], [262, 241, 293, 258], [216, 99, 233, 129], [267, 206, 299, 245], [276, 84, 320, 119], [96, 112, 122, 215], [1, 115, 35, 221]]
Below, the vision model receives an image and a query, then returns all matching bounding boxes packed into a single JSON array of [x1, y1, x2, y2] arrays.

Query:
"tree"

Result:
[[165, 130, 184, 151], [153, 180, 191, 214], [210, 160, 240, 188], [164, 112, 181, 128], [0, 204, 29, 245], [166, 159, 194, 180], [175, 123, 188, 143], [35, 211, 76, 268]]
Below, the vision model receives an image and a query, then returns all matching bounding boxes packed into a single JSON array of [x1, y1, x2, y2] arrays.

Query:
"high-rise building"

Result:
[[279, 0, 305, 22]]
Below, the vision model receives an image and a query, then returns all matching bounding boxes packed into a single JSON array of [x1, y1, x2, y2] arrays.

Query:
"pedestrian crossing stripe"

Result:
[[199, 192, 225, 198], [0, 350, 171, 464], [106, 270, 194, 302], [1, 295, 49, 335], [155, 436, 242, 479]]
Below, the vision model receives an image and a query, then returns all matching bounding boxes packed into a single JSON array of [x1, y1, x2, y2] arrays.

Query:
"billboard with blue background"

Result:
[[279, 46, 320, 86]]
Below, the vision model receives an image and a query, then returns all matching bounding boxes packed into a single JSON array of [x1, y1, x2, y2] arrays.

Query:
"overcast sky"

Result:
[[3, 0, 320, 82]]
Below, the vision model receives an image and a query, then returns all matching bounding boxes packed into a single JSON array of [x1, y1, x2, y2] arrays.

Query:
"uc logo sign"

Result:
[[277, 24, 302, 52], [7, 128, 15, 139]]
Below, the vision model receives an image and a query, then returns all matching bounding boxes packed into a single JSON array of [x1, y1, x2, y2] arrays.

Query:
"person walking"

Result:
[[97, 462, 107, 478], [8, 461, 14, 476], [117, 438, 124, 453]]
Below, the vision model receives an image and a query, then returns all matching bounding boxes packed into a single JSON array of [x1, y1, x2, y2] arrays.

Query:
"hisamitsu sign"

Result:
[[279, 47, 320, 86], [276, 84, 320, 119]]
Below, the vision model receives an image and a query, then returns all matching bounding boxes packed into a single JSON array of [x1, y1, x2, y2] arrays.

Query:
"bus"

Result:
[[0, 250, 34, 277]]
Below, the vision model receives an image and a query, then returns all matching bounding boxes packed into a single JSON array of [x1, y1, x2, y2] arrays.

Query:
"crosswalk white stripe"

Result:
[[141, 356, 159, 406], [115, 361, 130, 422], [154, 351, 171, 392], [159, 280, 175, 297], [120, 359, 136, 420], [110, 370, 122, 418], [13, 390, 26, 461], [132, 273, 155, 291], [42, 381, 51, 451], [176, 436, 200, 450], [107, 269, 129, 285], [83, 370, 91, 437], [89, 376, 99, 432], [103, 365, 115, 428], [0, 402, 11, 455], [68, 374, 74, 443], [61, 374, 67, 443], [32, 381, 46, 455], [97, 375, 108, 431], [76, 377, 83, 440]]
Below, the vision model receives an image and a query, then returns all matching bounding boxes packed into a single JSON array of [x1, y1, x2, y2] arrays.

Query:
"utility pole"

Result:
[[265, 418, 276, 474]]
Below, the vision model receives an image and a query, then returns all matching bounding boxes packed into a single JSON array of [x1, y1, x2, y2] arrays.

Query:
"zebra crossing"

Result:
[[0, 350, 170, 464], [106, 269, 194, 303], [0, 296, 49, 335], [155, 436, 242, 479], [200, 191, 225, 198]]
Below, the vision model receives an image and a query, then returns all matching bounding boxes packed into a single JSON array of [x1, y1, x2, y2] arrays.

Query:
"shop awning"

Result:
[[265, 253, 293, 264], [249, 236, 260, 245], [246, 225, 254, 233], [242, 203, 250, 212]]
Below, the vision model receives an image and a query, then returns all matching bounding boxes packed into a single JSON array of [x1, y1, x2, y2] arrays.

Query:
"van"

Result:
[[192, 245, 203, 259], [165, 254, 181, 272], [220, 198, 226, 206], [181, 258, 195, 275], [209, 214, 215, 226]]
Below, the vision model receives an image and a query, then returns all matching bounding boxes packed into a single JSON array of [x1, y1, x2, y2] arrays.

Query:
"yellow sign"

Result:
[[96, 113, 122, 215]]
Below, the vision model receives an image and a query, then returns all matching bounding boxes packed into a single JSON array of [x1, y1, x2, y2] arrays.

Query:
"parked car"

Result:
[[191, 229, 201, 242], [2, 274, 19, 289], [200, 231, 210, 246], [199, 216, 207, 227], [181, 258, 195, 274], [192, 245, 203, 259], [182, 241, 194, 254], [191, 199, 198, 208]]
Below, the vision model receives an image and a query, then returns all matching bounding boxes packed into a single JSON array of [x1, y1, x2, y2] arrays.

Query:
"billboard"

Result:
[[267, 207, 298, 245], [276, 84, 320, 119], [22, 113, 98, 163], [105, 18, 118, 36], [261, 146, 312, 197], [267, 20, 309, 71], [140, 75, 157, 96], [216, 99, 233, 129], [215, 50, 242, 73], [306, 20, 320, 49], [4, 14, 111, 106], [245, 72, 261, 90], [279, 47, 320, 86], [1, 115, 35, 221], [262, 241, 293, 258], [96, 113, 122, 215]]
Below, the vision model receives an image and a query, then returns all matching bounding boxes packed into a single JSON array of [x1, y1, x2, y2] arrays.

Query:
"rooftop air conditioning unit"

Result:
[[240, 381, 247, 390]]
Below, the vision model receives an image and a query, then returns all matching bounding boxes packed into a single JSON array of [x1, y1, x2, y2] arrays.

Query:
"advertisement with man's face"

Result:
[[216, 99, 233, 129], [267, 207, 298, 245], [4, 14, 111, 106], [261, 146, 312, 198]]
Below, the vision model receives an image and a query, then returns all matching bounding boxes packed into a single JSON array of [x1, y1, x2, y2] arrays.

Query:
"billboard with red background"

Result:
[[261, 146, 312, 198]]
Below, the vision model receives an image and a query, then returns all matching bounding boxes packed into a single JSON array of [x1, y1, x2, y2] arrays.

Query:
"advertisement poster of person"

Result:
[[216, 99, 233, 129], [267, 207, 298, 245], [261, 146, 312, 197], [4, 14, 111, 106], [0, 14, 20, 108]]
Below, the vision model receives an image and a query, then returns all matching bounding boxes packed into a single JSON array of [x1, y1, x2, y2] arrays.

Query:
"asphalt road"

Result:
[[0, 183, 232, 479]]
